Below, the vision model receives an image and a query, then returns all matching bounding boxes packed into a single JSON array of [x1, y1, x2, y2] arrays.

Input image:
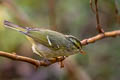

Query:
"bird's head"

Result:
[[66, 35, 86, 54]]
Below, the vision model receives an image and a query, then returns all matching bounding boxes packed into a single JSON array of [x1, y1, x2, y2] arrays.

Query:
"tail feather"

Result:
[[4, 20, 27, 34]]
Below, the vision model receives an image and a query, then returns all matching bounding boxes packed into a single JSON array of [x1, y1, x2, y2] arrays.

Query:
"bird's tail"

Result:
[[4, 20, 36, 48], [4, 20, 27, 34]]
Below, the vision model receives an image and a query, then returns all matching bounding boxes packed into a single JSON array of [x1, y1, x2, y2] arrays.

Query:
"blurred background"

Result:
[[0, 0, 120, 80]]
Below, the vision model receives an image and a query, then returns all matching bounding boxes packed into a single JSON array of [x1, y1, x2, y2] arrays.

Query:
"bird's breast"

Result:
[[33, 43, 79, 58]]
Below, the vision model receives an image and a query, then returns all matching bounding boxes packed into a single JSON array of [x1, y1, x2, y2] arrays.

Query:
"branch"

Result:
[[0, 30, 120, 67], [48, 0, 57, 30], [94, 0, 104, 33], [0, 51, 65, 67], [89, 0, 95, 13], [114, 0, 119, 16], [81, 30, 120, 45]]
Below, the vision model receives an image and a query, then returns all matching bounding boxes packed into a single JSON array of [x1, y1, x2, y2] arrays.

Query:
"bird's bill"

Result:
[[79, 49, 86, 55]]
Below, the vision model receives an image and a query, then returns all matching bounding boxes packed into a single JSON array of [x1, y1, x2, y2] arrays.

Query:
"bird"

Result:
[[4, 20, 85, 59]]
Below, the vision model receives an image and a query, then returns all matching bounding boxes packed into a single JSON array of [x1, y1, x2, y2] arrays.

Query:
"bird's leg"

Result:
[[56, 56, 67, 68], [59, 60, 64, 68], [47, 56, 66, 68], [38, 56, 66, 67]]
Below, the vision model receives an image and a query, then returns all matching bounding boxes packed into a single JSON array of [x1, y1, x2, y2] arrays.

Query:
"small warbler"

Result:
[[4, 20, 85, 59]]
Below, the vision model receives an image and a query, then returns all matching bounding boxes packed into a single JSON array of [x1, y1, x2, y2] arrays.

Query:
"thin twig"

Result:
[[0, 51, 65, 67], [0, 30, 120, 67], [114, 0, 119, 15], [81, 30, 120, 45], [0, 51, 40, 66], [90, 0, 95, 13], [94, 0, 104, 33], [114, 0, 120, 24], [48, 0, 57, 30]]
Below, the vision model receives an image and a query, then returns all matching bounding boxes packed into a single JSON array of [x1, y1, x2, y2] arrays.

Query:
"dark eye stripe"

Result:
[[66, 35, 82, 49], [68, 38, 80, 49], [71, 41, 80, 49]]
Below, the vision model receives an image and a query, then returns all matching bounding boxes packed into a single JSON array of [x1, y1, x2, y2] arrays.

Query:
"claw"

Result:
[[57, 56, 66, 68], [59, 61, 64, 68]]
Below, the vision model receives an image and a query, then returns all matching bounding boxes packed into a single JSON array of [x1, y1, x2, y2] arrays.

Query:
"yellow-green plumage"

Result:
[[4, 20, 83, 58]]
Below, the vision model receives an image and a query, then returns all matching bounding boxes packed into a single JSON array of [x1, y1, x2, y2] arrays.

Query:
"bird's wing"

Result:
[[26, 29, 68, 50]]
